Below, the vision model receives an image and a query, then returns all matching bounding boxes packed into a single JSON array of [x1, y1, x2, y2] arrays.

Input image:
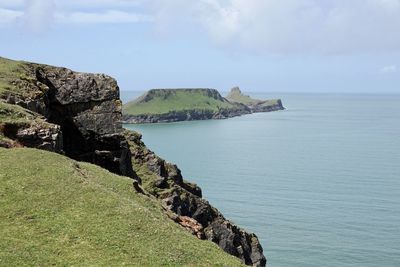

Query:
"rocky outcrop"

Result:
[[249, 98, 284, 113], [126, 130, 266, 266], [227, 87, 285, 113], [1, 62, 137, 179], [0, 120, 62, 151]]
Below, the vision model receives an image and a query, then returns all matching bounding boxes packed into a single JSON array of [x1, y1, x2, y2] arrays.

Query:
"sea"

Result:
[[122, 92, 400, 267]]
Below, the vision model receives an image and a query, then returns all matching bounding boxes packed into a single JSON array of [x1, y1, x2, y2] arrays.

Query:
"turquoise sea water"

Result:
[[123, 93, 400, 267]]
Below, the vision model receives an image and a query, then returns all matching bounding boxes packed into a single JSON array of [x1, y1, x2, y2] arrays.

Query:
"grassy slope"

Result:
[[0, 148, 243, 266], [0, 101, 35, 124], [0, 57, 31, 97], [0, 57, 21, 95], [123, 89, 234, 116]]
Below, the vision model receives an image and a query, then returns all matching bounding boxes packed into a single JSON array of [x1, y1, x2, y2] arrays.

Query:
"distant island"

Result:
[[122, 87, 284, 124]]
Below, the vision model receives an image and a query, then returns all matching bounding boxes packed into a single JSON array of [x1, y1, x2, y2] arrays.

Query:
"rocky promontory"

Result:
[[0, 57, 266, 266], [227, 86, 284, 113], [122, 87, 284, 124]]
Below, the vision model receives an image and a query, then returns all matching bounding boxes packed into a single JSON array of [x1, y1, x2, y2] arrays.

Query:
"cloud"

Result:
[[380, 65, 398, 74], [0, 8, 23, 24], [54, 0, 146, 9], [0, 0, 152, 31], [19, 0, 55, 32], [1, 0, 400, 55], [152, 0, 400, 54], [0, 0, 24, 8], [56, 10, 153, 24]]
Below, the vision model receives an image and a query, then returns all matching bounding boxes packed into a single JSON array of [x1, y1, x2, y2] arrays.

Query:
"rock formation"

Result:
[[1, 61, 136, 179], [126, 130, 266, 266]]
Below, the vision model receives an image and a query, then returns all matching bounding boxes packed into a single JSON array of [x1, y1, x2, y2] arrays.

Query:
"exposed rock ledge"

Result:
[[0, 59, 266, 266], [126, 130, 266, 266], [1, 63, 136, 178], [122, 106, 251, 124]]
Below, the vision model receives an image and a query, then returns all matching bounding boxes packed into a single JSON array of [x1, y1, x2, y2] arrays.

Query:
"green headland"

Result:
[[122, 87, 284, 124], [123, 88, 234, 115]]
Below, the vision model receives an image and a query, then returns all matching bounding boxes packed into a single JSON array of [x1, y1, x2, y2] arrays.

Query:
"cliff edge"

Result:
[[0, 57, 266, 266]]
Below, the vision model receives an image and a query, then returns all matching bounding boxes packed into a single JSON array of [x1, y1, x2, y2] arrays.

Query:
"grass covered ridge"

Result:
[[0, 148, 243, 266], [0, 57, 24, 96], [123, 89, 235, 115]]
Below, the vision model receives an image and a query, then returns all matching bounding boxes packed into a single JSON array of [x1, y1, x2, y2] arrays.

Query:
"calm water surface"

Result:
[[123, 93, 400, 267]]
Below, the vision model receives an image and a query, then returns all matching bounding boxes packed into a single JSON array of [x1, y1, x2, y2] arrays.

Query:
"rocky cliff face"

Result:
[[126, 130, 266, 266], [1, 61, 136, 179]]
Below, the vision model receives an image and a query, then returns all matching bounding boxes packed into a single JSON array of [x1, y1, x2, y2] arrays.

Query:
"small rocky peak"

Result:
[[230, 86, 242, 94]]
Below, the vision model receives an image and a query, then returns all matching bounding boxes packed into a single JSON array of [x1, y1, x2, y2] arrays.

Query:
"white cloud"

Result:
[[0, 0, 152, 30], [0, 0, 24, 8], [1, 0, 400, 54], [56, 10, 153, 24], [152, 0, 400, 54], [380, 65, 398, 74], [0, 8, 23, 24], [55, 0, 146, 9], [19, 0, 55, 32]]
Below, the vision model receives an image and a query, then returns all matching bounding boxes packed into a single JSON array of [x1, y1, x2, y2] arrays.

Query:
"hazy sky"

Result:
[[1, 0, 399, 93]]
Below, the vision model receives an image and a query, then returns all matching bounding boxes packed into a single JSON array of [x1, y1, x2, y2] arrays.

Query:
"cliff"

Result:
[[0, 57, 266, 266], [126, 130, 266, 266]]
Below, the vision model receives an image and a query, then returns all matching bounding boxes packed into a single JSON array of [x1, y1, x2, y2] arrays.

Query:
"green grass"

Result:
[[0, 148, 243, 266], [123, 89, 234, 116], [0, 101, 37, 124], [0, 57, 49, 100], [0, 57, 25, 96]]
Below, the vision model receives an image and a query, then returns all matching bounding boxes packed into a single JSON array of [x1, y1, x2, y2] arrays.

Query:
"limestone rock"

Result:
[[1, 62, 137, 180]]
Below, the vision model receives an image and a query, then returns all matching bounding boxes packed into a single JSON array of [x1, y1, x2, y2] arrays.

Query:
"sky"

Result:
[[0, 0, 399, 93]]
